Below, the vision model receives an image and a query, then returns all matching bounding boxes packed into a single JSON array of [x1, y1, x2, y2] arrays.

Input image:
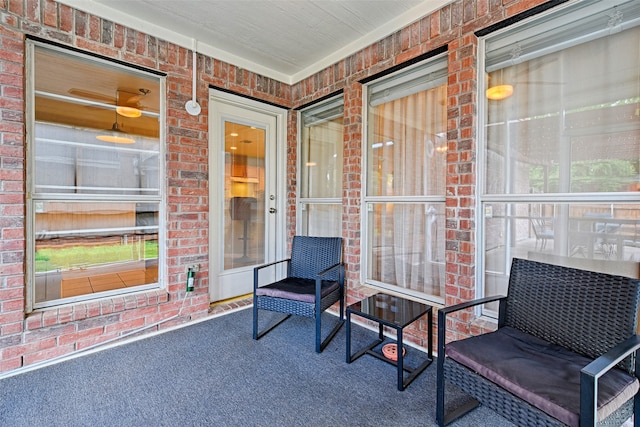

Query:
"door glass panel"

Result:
[[224, 122, 265, 269]]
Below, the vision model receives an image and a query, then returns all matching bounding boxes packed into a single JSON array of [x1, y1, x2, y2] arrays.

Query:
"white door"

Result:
[[209, 90, 286, 302]]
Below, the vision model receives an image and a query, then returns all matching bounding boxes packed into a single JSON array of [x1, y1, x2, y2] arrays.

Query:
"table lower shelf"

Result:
[[348, 337, 433, 391]]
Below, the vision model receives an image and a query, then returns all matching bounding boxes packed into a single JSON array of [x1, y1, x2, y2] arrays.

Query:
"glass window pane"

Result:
[[299, 96, 344, 238], [367, 85, 447, 197], [300, 116, 343, 199], [367, 203, 445, 299], [364, 56, 448, 301], [300, 203, 341, 236], [31, 42, 162, 308], [34, 123, 160, 196], [485, 25, 639, 195], [483, 201, 640, 314], [480, 1, 640, 319], [34, 201, 159, 303]]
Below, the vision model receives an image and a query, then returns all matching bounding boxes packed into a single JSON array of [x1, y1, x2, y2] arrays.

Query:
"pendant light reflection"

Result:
[[115, 89, 148, 118], [486, 84, 514, 100], [115, 105, 142, 118], [96, 89, 148, 143], [97, 111, 135, 144], [486, 69, 514, 101]]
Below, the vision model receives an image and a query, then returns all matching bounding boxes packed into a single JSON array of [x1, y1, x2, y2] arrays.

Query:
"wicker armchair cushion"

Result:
[[446, 326, 639, 427], [255, 278, 339, 304]]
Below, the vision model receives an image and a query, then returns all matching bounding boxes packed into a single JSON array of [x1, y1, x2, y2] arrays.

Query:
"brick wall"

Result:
[[0, 0, 292, 374], [288, 0, 554, 347], [0, 0, 554, 374], [342, 82, 363, 304], [0, 19, 27, 373]]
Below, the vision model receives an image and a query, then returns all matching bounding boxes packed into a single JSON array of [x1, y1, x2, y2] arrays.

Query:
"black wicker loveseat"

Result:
[[436, 258, 640, 427]]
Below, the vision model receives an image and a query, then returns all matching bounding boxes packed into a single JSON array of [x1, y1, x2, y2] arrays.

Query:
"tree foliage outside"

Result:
[[529, 159, 638, 193]]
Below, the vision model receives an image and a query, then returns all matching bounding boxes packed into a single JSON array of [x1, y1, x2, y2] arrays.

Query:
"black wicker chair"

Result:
[[253, 236, 344, 353], [436, 258, 640, 427]]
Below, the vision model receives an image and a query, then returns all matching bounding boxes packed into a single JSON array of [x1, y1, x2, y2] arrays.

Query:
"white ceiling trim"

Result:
[[56, 0, 450, 85], [57, 0, 291, 81]]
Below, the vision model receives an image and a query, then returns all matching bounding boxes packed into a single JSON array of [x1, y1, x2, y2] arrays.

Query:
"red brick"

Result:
[[0, 357, 23, 373], [43, 0, 57, 27], [26, 0, 40, 22], [104, 317, 145, 335], [59, 3, 73, 31], [1, 321, 23, 335], [76, 332, 120, 350], [58, 326, 104, 346], [23, 344, 75, 366]]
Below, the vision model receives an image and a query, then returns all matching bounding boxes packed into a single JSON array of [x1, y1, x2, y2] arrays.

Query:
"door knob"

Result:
[[269, 208, 277, 214]]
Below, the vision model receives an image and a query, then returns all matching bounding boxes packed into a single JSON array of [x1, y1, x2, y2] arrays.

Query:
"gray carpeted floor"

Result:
[[0, 307, 514, 426]]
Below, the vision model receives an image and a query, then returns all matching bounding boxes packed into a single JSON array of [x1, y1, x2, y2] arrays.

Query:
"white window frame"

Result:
[[25, 40, 166, 312], [477, 0, 640, 319], [361, 53, 448, 304], [297, 94, 344, 237]]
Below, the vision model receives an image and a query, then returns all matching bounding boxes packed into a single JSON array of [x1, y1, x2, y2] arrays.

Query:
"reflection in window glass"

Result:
[[34, 202, 159, 302], [482, 201, 640, 316], [364, 54, 448, 301], [300, 204, 341, 236], [367, 203, 445, 298], [480, 1, 640, 318], [299, 96, 343, 236], [34, 123, 160, 196], [485, 9, 639, 195], [30, 42, 162, 308]]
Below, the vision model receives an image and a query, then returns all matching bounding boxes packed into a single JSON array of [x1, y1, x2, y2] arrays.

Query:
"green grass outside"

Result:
[[35, 241, 158, 272]]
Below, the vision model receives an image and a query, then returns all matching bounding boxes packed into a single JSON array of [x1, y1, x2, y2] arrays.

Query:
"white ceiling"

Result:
[[58, 0, 451, 84]]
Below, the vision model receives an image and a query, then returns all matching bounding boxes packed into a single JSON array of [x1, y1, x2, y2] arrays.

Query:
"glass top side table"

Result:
[[346, 293, 433, 391]]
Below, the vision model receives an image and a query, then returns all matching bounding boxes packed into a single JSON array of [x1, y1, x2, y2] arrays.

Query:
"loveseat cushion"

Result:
[[446, 326, 638, 427], [255, 278, 339, 303]]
